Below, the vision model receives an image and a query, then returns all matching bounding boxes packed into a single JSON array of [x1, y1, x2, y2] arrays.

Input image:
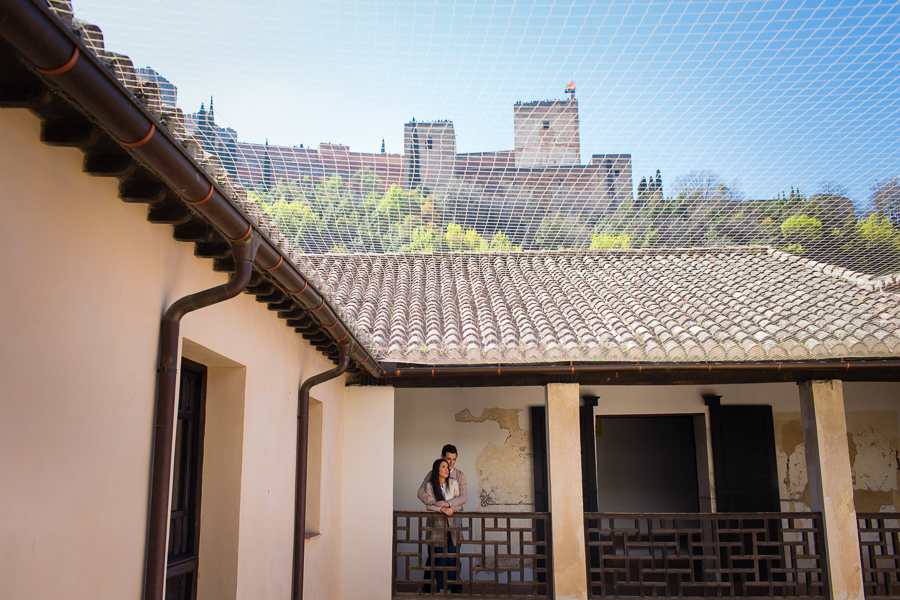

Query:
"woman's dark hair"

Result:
[[430, 458, 448, 503]]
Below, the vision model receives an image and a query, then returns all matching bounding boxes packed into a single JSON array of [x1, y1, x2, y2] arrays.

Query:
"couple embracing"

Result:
[[417, 444, 466, 594]]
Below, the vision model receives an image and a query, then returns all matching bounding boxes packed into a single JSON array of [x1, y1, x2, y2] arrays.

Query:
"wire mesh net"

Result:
[[43, 0, 900, 363]]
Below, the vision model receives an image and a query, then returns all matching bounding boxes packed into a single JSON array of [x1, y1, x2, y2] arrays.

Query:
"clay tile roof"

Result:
[[296, 247, 900, 366]]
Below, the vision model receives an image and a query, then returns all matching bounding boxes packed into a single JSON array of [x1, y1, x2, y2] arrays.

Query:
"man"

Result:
[[418, 444, 466, 594]]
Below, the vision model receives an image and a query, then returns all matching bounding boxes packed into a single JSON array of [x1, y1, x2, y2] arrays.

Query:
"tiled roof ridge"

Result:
[[768, 249, 900, 292]]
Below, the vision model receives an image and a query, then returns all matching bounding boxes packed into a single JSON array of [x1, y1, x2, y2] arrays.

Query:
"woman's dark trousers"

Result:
[[425, 533, 459, 593]]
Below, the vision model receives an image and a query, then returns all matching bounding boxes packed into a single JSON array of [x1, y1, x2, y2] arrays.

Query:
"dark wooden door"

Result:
[[708, 404, 780, 512], [166, 359, 207, 600]]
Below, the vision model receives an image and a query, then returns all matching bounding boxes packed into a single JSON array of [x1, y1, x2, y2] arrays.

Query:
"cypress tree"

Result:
[[263, 139, 273, 191]]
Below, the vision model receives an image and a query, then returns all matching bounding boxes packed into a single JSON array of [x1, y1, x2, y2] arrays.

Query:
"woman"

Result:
[[424, 458, 461, 593]]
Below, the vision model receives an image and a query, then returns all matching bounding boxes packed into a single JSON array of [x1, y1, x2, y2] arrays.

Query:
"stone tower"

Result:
[[513, 99, 580, 168], [403, 120, 457, 190]]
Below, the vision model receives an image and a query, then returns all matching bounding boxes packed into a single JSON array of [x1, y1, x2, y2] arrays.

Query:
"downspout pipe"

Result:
[[144, 233, 261, 600], [292, 342, 351, 600]]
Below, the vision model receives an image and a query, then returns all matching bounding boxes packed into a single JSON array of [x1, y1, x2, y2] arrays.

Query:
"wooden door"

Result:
[[708, 404, 780, 512], [166, 359, 207, 600]]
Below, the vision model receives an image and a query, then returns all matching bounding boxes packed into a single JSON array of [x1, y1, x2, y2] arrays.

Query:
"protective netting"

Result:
[[65, 0, 900, 270], [46, 0, 900, 363]]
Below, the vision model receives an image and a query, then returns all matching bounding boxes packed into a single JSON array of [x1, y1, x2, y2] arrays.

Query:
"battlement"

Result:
[[317, 143, 351, 155], [406, 120, 453, 126], [514, 99, 576, 107], [591, 154, 632, 164]]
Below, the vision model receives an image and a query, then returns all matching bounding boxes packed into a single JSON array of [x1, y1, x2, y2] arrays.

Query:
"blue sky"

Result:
[[73, 0, 900, 204]]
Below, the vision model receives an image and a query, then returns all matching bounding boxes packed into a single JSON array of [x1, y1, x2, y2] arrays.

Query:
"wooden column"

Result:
[[545, 383, 588, 600], [799, 380, 864, 600]]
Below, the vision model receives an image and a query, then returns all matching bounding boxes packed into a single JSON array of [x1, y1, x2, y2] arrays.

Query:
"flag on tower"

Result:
[[565, 80, 576, 94]]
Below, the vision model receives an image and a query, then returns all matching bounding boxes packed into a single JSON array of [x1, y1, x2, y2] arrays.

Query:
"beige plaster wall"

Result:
[[0, 110, 347, 599], [775, 381, 900, 514], [394, 383, 806, 513], [341, 386, 395, 600]]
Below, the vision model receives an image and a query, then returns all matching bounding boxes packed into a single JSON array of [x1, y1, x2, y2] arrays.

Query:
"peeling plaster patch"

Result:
[[850, 426, 899, 493], [456, 408, 534, 507], [775, 411, 900, 513], [774, 414, 810, 512], [854, 489, 897, 513], [777, 444, 809, 501]]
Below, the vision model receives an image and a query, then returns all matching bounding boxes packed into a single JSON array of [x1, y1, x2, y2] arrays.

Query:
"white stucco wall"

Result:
[[0, 109, 346, 599]]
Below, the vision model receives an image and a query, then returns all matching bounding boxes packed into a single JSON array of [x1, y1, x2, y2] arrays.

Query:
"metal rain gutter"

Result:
[[145, 234, 260, 600], [384, 358, 900, 378], [0, 0, 380, 377]]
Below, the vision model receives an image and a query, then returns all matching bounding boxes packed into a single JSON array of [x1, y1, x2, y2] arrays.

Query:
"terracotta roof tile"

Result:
[[296, 248, 900, 365]]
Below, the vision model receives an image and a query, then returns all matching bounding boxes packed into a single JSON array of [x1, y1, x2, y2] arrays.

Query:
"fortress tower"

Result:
[[513, 99, 581, 168], [403, 120, 457, 190]]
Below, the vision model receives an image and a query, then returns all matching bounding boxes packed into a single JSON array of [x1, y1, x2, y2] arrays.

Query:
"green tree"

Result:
[[780, 214, 823, 253], [489, 231, 521, 251], [873, 177, 900, 227], [590, 232, 631, 249], [350, 168, 383, 201], [444, 222, 489, 252]]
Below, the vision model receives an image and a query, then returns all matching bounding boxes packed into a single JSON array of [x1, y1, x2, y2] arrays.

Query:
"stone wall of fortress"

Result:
[[54, 0, 632, 231], [513, 99, 581, 168]]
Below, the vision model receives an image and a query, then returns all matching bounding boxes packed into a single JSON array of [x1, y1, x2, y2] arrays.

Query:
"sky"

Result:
[[72, 0, 900, 205]]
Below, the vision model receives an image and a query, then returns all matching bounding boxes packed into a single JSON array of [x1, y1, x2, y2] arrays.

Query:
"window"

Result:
[[542, 120, 550, 130], [426, 138, 433, 150]]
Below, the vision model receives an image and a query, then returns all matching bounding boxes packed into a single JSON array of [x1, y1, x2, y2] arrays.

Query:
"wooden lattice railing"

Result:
[[859, 513, 900, 598], [393, 511, 552, 598], [584, 513, 828, 598]]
